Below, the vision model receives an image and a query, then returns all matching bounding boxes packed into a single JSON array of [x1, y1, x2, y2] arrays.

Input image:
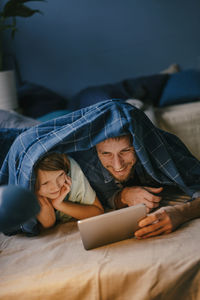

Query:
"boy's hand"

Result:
[[36, 195, 56, 228], [51, 175, 72, 208]]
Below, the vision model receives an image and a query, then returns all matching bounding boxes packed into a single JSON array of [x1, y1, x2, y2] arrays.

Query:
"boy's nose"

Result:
[[50, 181, 60, 191]]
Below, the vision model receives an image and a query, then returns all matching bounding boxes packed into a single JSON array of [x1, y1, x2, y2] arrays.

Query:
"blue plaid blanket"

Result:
[[0, 100, 200, 197]]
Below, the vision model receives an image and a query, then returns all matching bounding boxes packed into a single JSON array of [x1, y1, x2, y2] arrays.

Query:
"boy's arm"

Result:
[[36, 196, 56, 228], [53, 196, 104, 220]]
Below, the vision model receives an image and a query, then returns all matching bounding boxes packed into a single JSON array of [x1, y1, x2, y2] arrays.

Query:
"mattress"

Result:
[[1, 219, 200, 300]]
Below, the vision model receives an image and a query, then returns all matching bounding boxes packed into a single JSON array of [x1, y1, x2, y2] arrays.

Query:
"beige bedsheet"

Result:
[[1, 219, 200, 300]]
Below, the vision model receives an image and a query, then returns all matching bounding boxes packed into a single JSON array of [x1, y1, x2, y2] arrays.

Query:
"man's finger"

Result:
[[144, 186, 163, 194], [143, 190, 162, 203], [138, 213, 159, 227], [145, 199, 160, 209], [135, 221, 162, 237], [135, 226, 167, 239]]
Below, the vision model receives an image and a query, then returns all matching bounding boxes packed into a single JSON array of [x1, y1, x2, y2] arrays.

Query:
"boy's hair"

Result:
[[34, 153, 70, 189]]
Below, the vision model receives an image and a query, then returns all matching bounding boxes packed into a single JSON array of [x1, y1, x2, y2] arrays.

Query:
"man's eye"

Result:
[[102, 152, 112, 157], [122, 149, 131, 153]]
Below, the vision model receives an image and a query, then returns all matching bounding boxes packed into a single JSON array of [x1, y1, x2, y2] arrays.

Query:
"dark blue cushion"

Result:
[[72, 74, 169, 110], [159, 70, 200, 107], [71, 82, 129, 110], [18, 81, 68, 118]]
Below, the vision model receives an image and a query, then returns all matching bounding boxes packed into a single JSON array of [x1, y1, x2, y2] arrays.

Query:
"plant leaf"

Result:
[[3, 2, 42, 18]]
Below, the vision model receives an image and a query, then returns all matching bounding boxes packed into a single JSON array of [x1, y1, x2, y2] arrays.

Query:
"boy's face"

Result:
[[37, 169, 66, 199], [96, 135, 137, 182]]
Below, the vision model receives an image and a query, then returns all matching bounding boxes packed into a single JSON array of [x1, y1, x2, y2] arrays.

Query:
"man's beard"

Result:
[[111, 165, 136, 183]]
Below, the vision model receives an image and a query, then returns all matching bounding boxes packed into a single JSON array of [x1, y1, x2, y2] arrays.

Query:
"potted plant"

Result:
[[0, 0, 45, 110]]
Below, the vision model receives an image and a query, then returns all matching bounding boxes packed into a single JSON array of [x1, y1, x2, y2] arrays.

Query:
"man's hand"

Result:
[[120, 186, 163, 213], [134, 207, 173, 239], [51, 175, 72, 209], [135, 197, 200, 239]]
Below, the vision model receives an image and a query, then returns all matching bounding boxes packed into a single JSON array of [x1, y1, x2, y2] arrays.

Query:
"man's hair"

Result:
[[34, 153, 70, 189], [98, 134, 133, 144]]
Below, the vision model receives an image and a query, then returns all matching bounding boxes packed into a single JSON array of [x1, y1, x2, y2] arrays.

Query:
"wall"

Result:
[[3, 0, 200, 107]]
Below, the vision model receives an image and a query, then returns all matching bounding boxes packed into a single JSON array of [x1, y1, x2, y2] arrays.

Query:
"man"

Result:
[[93, 134, 200, 239]]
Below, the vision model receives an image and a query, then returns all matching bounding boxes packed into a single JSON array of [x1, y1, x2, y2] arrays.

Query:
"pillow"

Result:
[[0, 109, 40, 128], [72, 73, 169, 110], [18, 81, 68, 118], [37, 109, 71, 122], [71, 82, 130, 110], [155, 101, 200, 160], [159, 70, 200, 107], [123, 73, 169, 106]]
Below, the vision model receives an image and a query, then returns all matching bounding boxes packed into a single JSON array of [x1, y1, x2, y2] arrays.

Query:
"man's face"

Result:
[[96, 135, 137, 182]]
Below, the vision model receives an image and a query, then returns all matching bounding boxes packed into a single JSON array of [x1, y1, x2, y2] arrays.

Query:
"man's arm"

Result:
[[134, 197, 200, 239], [114, 186, 163, 213]]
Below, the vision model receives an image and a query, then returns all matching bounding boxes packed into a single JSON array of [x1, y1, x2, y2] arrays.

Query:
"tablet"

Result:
[[78, 204, 146, 250]]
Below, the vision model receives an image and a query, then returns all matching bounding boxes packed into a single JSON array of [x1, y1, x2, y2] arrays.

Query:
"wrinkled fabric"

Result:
[[1, 219, 200, 300], [0, 99, 200, 198]]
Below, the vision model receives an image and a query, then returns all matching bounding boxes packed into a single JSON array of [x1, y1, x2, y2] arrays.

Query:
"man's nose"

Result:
[[112, 154, 124, 170]]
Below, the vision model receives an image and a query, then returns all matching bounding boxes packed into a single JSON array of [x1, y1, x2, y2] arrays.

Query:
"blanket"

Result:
[[0, 100, 200, 197]]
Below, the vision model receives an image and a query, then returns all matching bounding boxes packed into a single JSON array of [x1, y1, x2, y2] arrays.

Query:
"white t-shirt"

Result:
[[57, 156, 96, 222]]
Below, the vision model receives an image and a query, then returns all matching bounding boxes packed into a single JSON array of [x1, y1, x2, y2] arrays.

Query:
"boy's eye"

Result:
[[59, 172, 65, 177]]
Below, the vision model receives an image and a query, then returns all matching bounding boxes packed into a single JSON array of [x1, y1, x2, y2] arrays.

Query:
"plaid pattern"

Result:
[[0, 100, 200, 197]]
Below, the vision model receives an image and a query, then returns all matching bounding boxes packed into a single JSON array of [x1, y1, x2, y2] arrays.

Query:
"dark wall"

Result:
[[3, 0, 200, 105]]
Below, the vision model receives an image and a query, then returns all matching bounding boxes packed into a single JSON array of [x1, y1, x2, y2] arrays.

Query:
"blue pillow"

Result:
[[159, 70, 200, 107], [18, 81, 68, 118]]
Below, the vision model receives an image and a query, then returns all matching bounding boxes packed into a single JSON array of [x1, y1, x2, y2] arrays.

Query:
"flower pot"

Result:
[[0, 70, 18, 110]]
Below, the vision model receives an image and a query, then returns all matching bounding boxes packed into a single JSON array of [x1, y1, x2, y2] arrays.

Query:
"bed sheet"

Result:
[[1, 219, 200, 300]]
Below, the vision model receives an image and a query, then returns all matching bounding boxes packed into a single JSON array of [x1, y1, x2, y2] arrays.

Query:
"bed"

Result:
[[1, 219, 200, 300], [1, 68, 200, 300]]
